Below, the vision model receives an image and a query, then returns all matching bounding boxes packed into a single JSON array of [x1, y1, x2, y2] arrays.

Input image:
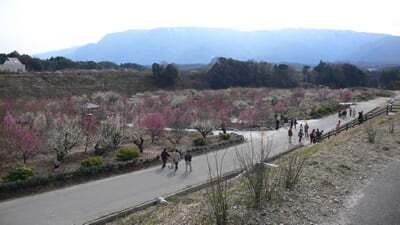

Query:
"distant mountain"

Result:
[[36, 28, 400, 65]]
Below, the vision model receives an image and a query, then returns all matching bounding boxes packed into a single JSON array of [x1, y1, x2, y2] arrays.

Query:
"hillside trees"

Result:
[[379, 69, 400, 89], [205, 57, 298, 89], [312, 61, 367, 88], [151, 63, 179, 87]]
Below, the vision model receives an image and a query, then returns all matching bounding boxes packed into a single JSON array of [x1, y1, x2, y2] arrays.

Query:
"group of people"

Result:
[[288, 119, 324, 145], [160, 148, 193, 173], [339, 107, 357, 119]]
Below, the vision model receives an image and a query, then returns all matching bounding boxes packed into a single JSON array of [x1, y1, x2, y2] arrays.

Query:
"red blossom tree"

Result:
[[140, 113, 166, 143], [2, 112, 40, 164]]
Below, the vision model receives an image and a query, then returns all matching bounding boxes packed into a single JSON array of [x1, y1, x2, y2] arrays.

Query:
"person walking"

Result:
[[160, 148, 170, 169], [275, 119, 280, 130], [336, 120, 341, 131], [358, 111, 364, 124], [288, 127, 293, 144], [310, 129, 315, 144], [294, 119, 298, 129], [316, 129, 321, 143], [304, 122, 309, 138], [184, 151, 193, 172], [298, 128, 304, 143], [290, 119, 294, 130], [172, 149, 181, 172]]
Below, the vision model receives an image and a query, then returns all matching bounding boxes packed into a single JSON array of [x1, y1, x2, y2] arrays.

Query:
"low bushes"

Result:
[[193, 137, 207, 146], [5, 165, 34, 182], [310, 103, 340, 118], [219, 133, 231, 140], [0, 133, 245, 198], [80, 156, 103, 168], [116, 147, 140, 161]]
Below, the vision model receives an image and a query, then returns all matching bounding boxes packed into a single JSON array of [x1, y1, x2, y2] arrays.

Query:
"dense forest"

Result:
[[203, 57, 400, 90], [1, 52, 400, 90]]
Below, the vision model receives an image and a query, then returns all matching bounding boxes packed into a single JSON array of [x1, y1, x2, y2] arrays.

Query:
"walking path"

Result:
[[0, 97, 389, 225], [347, 161, 400, 225]]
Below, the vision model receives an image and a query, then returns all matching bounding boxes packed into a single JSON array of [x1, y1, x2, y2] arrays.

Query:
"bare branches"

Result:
[[205, 152, 229, 225], [235, 133, 273, 208], [282, 153, 306, 190]]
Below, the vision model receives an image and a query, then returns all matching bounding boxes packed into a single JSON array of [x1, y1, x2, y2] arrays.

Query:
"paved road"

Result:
[[0, 97, 389, 225], [347, 161, 400, 225]]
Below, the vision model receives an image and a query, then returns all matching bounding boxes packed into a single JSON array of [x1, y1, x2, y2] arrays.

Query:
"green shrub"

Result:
[[116, 147, 140, 161], [80, 156, 103, 168], [219, 133, 231, 140], [5, 165, 34, 182], [310, 103, 340, 118], [193, 137, 207, 146]]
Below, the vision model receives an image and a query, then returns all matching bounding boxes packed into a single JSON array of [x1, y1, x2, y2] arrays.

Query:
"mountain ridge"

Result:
[[36, 27, 400, 65]]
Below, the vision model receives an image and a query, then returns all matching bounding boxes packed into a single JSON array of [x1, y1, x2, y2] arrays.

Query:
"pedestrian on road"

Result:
[[358, 111, 364, 124], [304, 122, 309, 138], [336, 120, 341, 132], [294, 119, 298, 129], [349, 107, 352, 117], [310, 129, 315, 144], [275, 119, 280, 130], [298, 128, 304, 143], [288, 127, 293, 144], [316, 129, 321, 142], [184, 151, 192, 172], [160, 148, 170, 169], [299, 123, 303, 133], [172, 149, 181, 172], [290, 119, 294, 129]]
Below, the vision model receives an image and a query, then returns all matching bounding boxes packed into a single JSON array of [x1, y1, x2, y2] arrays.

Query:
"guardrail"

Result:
[[320, 104, 398, 141]]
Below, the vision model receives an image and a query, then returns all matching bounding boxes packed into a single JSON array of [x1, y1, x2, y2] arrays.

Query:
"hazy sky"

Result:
[[1, 0, 399, 54]]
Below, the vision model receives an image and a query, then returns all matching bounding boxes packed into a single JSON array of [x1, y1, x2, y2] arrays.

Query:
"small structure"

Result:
[[82, 102, 100, 115], [0, 58, 26, 73]]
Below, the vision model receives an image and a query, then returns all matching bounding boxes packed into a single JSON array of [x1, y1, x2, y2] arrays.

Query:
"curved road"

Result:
[[0, 97, 389, 225]]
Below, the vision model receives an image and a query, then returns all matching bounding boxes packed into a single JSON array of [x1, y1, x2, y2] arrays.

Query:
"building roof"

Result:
[[2, 57, 24, 65], [84, 103, 100, 109]]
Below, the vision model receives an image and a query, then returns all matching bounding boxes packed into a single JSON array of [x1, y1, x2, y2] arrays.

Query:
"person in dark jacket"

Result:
[[310, 129, 315, 144], [160, 148, 170, 169], [288, 128, 293, 144], [184, 151, 193, 172]]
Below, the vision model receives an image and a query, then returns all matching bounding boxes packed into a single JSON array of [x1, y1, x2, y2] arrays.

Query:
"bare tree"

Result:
[[235, 133, 273, 208], [206, 152, 230, 225], [97, 115, 125, 152], [193, 119, 215, 140], [51, 116, 82, 162]]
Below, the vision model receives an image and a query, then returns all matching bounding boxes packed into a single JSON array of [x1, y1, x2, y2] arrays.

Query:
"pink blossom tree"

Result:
[[2, 112, 41, 164], [238, 108, 259, 128], [164, 107, 194, 145], [140, 112, 166, 143], [340, 90, 353, 102], [80, 114, 98, 152]]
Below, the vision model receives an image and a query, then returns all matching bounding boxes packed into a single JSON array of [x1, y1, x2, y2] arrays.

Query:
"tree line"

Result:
[[0, 51, 146, 72], [2, 51, 400, 90], [203, 58, 400, 90]]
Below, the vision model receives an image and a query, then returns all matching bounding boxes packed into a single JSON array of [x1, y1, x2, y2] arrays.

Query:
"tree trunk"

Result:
[[134, 137, 144, 153]]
